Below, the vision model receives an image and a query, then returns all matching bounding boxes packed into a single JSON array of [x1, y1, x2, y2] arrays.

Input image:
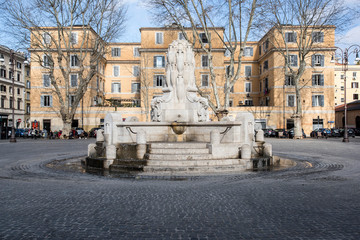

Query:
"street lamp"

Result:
[[332, 45, 360, 142], [9, 50, 16, 143]]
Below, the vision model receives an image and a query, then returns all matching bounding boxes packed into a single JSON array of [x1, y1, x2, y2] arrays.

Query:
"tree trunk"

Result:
[[61, 119, 72, 139]]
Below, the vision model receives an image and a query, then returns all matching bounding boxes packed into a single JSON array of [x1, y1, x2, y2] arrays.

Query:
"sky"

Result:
[[1, 0, 359, 62]]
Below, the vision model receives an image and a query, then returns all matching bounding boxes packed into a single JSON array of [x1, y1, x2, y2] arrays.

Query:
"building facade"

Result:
[[29, 25, 336, 136], [0, 45, 27, 139], [334, 64, 360, 106]]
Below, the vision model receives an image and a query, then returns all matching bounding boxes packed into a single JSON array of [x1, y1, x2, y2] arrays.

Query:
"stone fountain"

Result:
[[87, 40, 273, 174]]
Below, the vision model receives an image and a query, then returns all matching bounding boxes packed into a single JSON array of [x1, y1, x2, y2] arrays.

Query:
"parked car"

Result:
[[76, 127, 85, 135], [339, 128, 356, 138], [310, 128, 331, 138], [273, 128, 288, 138], [15, 128, 25, 137], [330, 128, 341, 137], [263, 128, 274, 137], [89, 127, 102, 138], [288, 128, 306, 139]]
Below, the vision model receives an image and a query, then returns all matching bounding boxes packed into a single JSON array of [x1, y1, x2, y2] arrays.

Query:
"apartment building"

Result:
[[29, 25, 336, 135], [334, 64, 360, 106], [0, 45, 27, 139]]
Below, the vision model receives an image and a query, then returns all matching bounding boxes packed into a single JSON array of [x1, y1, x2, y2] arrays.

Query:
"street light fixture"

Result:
[[332, 45, 360, 143]]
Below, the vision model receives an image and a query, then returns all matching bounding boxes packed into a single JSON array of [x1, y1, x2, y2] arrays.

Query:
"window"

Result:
[[17, 73, 21, 81], [1, 96, 5, 108], [285, 32, 297, 43], [70, 32, 78, 45], [43, 74, 51, 87], [289, 55, 298, 67], [41, 95, 52, 107], [341, 86, 344, 91], [70, 55, 79, 67], [263, 40, 269, 52], [312, 54, 324, 67], [341, 98, 344, 102], [111, 82, 121, 93], [259, 45, 262, 55], [26, 69, 30, 76], [0, 69, 6, 78], [43, 55, 50, 67], [201, 75, 209, 87], [245, 82, 251, 92], [153, 75, 165, 87], [264, 78, 269, 92], [131, 82, 140, 93], [153, 56, 165, 68], [17, 99, 21, 110], [312, 74, 324, 86], [111, 48, 121, 57], [43, 32, 51, 44], [312, 32, 324, 43], [26, 81, 30, 88], [226, 65, 234, 77], [352, 82, 359, 88], [113, 66, 120, 77], [17, 88, 20, 95], [9, 87, 12, 94], [70, 74, 78, 87], [201, 55, 209, 68], [229, 99, 233, 107], [69, 95, 76, 106], [341, 74, 344, 79], [133, 99, 141, 107], [353, 72, 357, 78], [17, 62, 22, 69], [312, 95, 324, 107], [1, 85, 6, 92], [224, 49, 231, 57], [9, 97, 13, 108], [287, 94, 295, 107], [178, 32, 186, 40], [354, 94, 359, 100], [199, 33, 209, 43], [155, 32, 163, 44], [9, 71, 13, 80], [245, 66, 252, 77], [133, 47, 140, 57], [285, 76, 295, 86], [263, 60, 269, 71], [244, 47, 253, 57], [313, 118, 324, 130], [26, 92, 30, 100], [133, 66, 140, 77], [245, 99, 253, 106], [26, 103, 30, 114]]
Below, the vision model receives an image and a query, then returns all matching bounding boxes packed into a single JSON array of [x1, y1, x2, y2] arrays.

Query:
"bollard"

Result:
[[255, 129, 264, 142], [263, 143, 272, 157], [136, 130, 147, 159]]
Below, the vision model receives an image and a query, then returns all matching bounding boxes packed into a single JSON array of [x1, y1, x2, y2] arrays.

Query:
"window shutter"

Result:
[[320, 75, 324, 86], [320, 32, 324, 42], [285, 32, 289, 42], [162, 56, 165, 68], [321, 55, 324, 66], [111, 83, 114, 93], [294, 55, 298, 66], [153, 76, 157, 87], [41, 96, 44, 107], [320, 95, 324, 106], [50, 96, 52, 107], [312, 75, 315, 86], [311, 55, 315, 67], [250, 48, 253, 56], [312, 96, 315, 106], [153, 56, 156, 68]]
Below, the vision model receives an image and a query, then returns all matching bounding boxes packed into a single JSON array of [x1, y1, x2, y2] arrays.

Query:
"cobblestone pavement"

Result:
[[0, 137, 359, 239]]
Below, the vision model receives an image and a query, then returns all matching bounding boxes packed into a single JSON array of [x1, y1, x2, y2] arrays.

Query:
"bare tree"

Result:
[[255, 0, 349, 138], [148, 0, 258, 119], [139, 53, 153, 122], [2, 0, 127, 136]]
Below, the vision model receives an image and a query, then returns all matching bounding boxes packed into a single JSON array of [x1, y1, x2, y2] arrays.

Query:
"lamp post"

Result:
[[333, 45, 360, 142], [9, 50, 16, 143]]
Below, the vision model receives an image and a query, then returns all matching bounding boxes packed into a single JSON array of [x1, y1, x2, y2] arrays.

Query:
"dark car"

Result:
[[263, 128, 274, 137], [310, 128, 331, 138], [15, 128, 25, 137], [89, 127, 102, 138], [288, 128, 306, 139], [273, 128, 288, 138], [330, 128, 341, 137], [339, 128, 356, 138]]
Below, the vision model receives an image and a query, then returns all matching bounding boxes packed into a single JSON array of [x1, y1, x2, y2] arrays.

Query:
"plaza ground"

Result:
[[0, 137, 359, 239]]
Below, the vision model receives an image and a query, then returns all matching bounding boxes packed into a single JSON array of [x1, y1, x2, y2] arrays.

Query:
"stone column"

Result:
[[210, 129, 220, 144], [136, 130, 147, 159], [255, 129, 264, 142], [105, 145, 116, 169], [241, 144, 252, 170]]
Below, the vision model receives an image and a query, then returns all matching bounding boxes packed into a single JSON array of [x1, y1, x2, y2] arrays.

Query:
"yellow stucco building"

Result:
[[29, 25, 336, 136]]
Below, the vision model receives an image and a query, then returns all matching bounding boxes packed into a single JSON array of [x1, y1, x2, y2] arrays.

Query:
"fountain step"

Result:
[[149, 142, 208, 149], [110, 164, 144, 172], [146, 159, 242, 167], [143, 164, 248, 173], [145, 153, 213, 161], [149, 148, 210, 154]]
